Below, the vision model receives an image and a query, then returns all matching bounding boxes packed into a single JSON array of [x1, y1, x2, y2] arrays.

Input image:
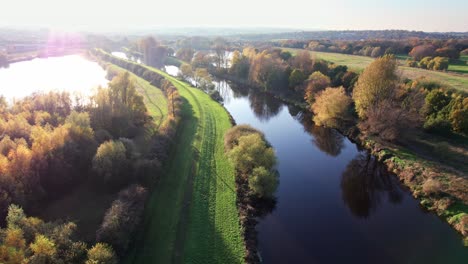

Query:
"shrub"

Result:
[[85, 243, 117, 264], [422, 178, 443, 195], [92, 140, 129, 186], [249, 167, 279, 198], [224, 125, 265, 152], [96, 185, 148, 255], [228, 133, 276, 175]]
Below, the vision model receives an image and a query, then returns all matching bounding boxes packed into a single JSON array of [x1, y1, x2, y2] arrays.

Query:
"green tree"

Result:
[[92, 140, 128, 185], [289, 69, 307, 88], [227, 133, 276, 174], [249, 166, 278, 198]]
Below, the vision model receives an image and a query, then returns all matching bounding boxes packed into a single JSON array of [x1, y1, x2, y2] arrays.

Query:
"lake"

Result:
[[166, 67, 468, 263], [0, 54, 108, 101]]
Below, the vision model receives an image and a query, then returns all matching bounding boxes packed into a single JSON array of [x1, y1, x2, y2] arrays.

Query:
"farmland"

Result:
[[284, 48, 468, 93]]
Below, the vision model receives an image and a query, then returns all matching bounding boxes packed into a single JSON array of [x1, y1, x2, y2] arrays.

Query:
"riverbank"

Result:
[[93, 50, 246, 263], [223, 75, 468, 246]]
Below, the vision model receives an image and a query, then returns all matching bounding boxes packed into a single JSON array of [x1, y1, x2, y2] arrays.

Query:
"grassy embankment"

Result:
[[284, 48, 468, 93], [39, 65, 169, 242], [120, 65, 244, 263]]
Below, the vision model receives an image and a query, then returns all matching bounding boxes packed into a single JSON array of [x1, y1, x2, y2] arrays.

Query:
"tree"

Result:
[[312, 87, 353, 128], [291, 50, 314, 75], [212, 37, 228, 70], [97, 185, 148, 255], [92, 140, 128, 186], [432, 57, 449, 71], [370, 47, 382, 58], [249, 166, 278, 198], [179, 63, 193, 80], [435, 47, 460, 59], [450, 97, 468, 134], [176, 48, 195, 62], [288, 69, 306, 88], [193, 68, 212, 90], [304, 71, 331, 104], [352, 55, 398, 118], [85, 243, 117, 264], [227, 133, 276, 174], [409, 45, 436, 60]]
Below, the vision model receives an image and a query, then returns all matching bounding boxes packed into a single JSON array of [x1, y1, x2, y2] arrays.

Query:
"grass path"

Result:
[[284, 48, 468, 93], [124, 65, 244, 263]]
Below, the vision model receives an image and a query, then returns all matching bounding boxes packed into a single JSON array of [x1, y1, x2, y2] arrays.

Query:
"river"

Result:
[[2, 55, 465, 263], [166, 65, 468, 263]]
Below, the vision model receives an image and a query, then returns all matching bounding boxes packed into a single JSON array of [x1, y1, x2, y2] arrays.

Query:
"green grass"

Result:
[[448, 55, 468, 74], [123, 66, 244, 263], [107, 64, 168, 126], [284, 48, 468, 93]]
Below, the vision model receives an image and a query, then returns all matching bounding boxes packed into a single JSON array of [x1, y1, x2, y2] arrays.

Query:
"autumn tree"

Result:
[[409, 45, 436, 60], [312, 87, 353, 128], [193, 68, 212, 90], [85, 243, 117, 264], [304, 71, 331, 105], [176, 48, 195, 62], [179, 63, 193, 80], [352, 55, 398, 118]]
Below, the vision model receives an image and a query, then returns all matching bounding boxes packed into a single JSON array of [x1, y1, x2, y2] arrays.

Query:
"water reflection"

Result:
[[341, 153, 403, 218], [248, 90, 282, 122], [298, 114, 345, 157]]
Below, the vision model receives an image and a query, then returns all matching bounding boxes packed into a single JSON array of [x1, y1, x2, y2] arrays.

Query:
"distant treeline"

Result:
[[233, 30, 468, 41]]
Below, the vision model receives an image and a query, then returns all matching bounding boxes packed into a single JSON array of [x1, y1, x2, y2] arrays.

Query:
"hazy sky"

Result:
[[2, 0, 467, 32]]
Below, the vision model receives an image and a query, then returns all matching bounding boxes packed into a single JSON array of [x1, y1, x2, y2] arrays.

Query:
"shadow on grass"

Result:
[[125, 97, 200, 264]]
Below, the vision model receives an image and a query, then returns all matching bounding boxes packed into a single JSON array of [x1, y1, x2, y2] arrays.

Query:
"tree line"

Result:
[[0, 53, 184, 262]]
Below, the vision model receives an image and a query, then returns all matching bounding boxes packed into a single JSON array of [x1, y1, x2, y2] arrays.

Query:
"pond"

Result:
[[0, 54, 108, 101], [167, 67, 468, 263]]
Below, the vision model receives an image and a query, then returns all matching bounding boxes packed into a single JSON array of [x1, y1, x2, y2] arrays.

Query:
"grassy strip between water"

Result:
[[112, 59, 244, 263], [284, 48, 468, 93], [106, 64, 168, 126]]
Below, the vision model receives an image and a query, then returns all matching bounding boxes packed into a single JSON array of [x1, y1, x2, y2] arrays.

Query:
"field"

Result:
[[284, 48, 468, 93], [125, 67, 244, 263]]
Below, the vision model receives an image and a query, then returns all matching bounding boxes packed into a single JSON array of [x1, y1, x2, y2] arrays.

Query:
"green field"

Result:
[[284, 48, 468, 93], [107, 64, 168, 126], [448, 55, 468, 74], [124, 66, 244, 263]]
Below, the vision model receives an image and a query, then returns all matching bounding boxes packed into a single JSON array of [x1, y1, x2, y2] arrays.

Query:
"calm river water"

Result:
[[165, 65, 468, 264]]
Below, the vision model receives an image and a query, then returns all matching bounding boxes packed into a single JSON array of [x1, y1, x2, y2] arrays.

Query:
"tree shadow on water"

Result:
[[340, 153, 404, 219]]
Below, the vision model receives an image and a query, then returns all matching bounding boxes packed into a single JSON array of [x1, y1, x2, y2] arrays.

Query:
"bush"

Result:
[[422, 178, 443, 196], [249, 167, 279, 198], [228, 133, 276, 175], [86, 243, 117, 264], [97, 185, 148, 255], [92, 140, 129, 186], [224, 125, 265, 152]]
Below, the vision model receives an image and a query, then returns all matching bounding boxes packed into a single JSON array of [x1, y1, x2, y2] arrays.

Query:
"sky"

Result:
[[1, 0, 467, 32]]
